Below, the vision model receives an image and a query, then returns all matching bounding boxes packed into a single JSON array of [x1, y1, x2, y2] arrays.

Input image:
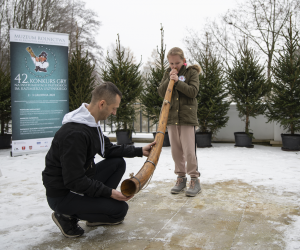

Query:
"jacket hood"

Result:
[[62, 103, 105, 156], [62, 103, 98, 127]]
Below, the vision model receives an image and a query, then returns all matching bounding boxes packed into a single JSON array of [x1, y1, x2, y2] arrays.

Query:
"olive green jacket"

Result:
[[158, 65, 200, 126]]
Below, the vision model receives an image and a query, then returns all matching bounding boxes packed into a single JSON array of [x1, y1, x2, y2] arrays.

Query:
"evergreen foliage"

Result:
[[140, 26, 168, 127], [68, 44, 96, 111], [0, 63, 11, 135], [101, 35, 143, 132], [196, 42, 230, 135], [227, 40, 271, 134], [265, 20, 300, 134]]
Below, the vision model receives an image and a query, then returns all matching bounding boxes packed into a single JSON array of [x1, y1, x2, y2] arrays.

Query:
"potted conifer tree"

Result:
[[227, 40, 271, 148], [195, 38, 230, 147], [101, 35, 143, 145], [0, 64, 11, 149], [265, 20, 300, 151], [140, 25, 170, 146]]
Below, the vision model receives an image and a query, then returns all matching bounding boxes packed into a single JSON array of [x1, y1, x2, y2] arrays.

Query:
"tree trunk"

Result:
[[267, 55, 272, 80], [0, 112, 4, 136], [291, 118, 294, 135], [245, 114, 249, 134]]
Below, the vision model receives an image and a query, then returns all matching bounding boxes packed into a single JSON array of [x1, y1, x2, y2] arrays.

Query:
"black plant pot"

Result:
[[116, 131, 133, 145], [234, 132, 254, 148], [196, 132, 212, 148], [0, 134, 12, 149], [281, 134, 300, 151], [153, 132, 170, 147]]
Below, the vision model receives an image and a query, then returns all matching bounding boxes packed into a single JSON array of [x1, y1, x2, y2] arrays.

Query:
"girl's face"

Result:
[[168, 55, 186, 72]]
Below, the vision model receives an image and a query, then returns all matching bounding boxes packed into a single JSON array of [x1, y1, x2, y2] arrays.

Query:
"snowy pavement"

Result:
[[0, 143, 299, 249]]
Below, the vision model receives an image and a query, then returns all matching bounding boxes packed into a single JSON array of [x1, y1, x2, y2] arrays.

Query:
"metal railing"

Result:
[[100, 103, 158, 133]]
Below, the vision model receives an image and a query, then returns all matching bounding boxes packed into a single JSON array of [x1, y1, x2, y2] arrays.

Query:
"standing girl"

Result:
[[158, 47, 201, 197]]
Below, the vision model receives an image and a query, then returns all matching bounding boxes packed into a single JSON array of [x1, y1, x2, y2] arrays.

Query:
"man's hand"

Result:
[[142, 141, 156, 157], [111, 189, 133, 201]]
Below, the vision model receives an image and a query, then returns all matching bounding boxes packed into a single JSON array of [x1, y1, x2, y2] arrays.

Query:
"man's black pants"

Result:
[[47, 157, 128, 223]]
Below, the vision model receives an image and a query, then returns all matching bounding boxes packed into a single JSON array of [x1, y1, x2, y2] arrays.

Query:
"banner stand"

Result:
[[10, 29, 69, 157], [11, 137, 54, 157]]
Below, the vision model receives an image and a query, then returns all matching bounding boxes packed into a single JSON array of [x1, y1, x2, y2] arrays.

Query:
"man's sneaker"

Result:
[[171, 176, 187, 194], [185, 178, 201, 197], [86, 219, 124, 227], [52, 212, 84, 238]]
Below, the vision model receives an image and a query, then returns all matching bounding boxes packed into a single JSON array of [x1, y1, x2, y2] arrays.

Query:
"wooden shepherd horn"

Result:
[[121, 69, 177, 196]]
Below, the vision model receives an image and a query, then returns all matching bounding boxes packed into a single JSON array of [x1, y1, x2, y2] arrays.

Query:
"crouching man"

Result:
[[42, 82, 155, 238]]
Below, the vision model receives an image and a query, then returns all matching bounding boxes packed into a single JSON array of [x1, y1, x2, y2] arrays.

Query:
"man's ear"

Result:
[[98, 100, 106, 110]]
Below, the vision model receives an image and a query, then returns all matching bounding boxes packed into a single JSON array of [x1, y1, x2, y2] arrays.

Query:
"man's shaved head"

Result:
[[91, 82, 122, 105]]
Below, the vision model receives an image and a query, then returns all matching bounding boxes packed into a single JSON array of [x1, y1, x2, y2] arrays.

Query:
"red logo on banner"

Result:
[[29, 146, 32, 150], [22, 146, 25, 150]]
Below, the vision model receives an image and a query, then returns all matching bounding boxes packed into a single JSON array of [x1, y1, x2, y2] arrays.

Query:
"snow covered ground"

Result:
[[0, 142, 300, 249]]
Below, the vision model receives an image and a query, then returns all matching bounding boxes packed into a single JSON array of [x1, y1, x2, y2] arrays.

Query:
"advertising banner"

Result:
[[10, 29, 69, 156]]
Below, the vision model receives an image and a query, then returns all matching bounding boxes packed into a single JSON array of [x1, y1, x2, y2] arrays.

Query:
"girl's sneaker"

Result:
[[185, 178, 201, 197], [171, 176, 187, 194]]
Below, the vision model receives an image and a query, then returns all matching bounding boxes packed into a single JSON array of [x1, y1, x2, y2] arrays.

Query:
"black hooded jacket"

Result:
[[42, 104, 143, 199]]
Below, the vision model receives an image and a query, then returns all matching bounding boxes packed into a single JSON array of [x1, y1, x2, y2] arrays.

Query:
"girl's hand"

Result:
[[170, 69, 178, 75], [170, 74, 178, 82], [170, 68, 178, 82]]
